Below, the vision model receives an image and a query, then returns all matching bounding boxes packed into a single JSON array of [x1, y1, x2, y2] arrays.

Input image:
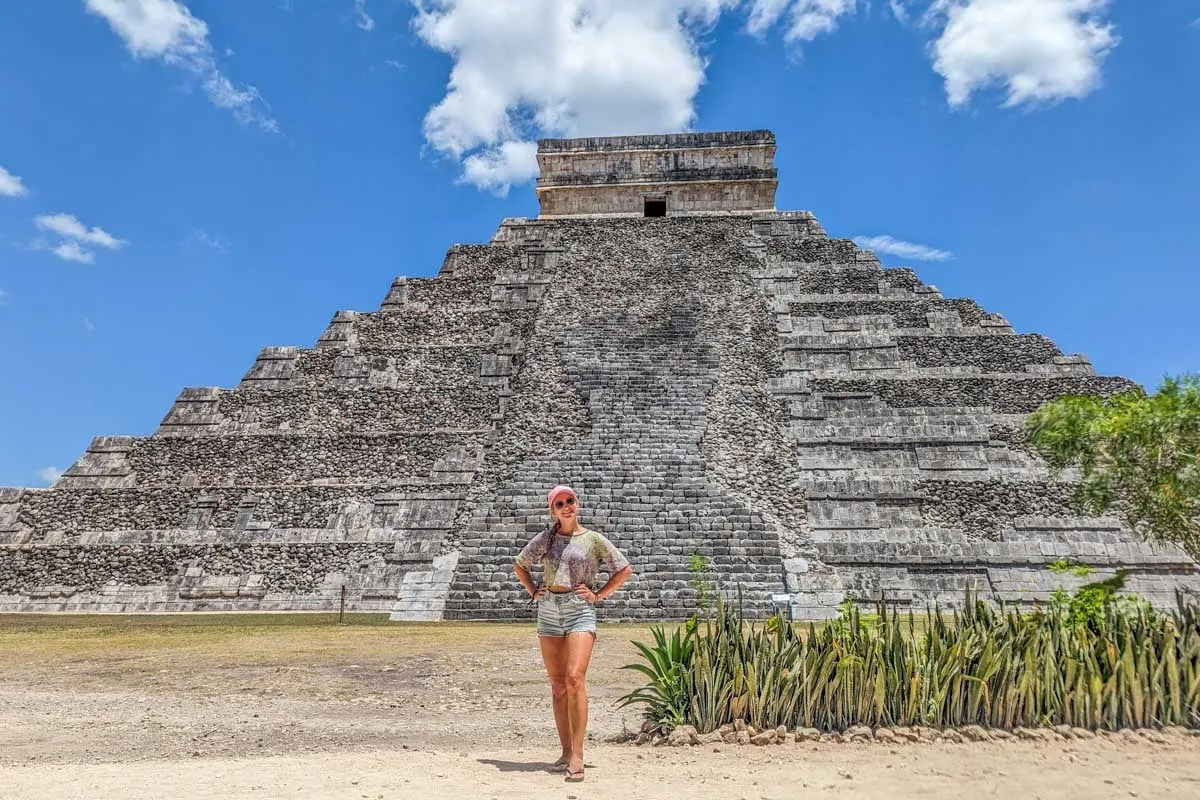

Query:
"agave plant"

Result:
[[618, 589, 1200, 734], [616, 623, 696, 734]]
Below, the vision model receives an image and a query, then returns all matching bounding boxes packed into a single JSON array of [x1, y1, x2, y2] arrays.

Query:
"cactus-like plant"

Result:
[[619, 590, 1200, 734]]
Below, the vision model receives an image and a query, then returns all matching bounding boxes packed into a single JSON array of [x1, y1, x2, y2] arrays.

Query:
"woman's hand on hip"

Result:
[[530, 586, 548, 601], [574, 585, 598, 604]]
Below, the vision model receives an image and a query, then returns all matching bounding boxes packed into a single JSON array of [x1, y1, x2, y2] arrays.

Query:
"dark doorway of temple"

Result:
[[644, 199, 666, 217]]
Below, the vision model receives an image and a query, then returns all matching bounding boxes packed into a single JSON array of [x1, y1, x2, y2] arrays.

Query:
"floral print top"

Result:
[[515, 526, 631, 589]]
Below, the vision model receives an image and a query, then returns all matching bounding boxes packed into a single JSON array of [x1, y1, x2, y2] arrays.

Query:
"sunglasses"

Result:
[[553, 496, 577, 510]]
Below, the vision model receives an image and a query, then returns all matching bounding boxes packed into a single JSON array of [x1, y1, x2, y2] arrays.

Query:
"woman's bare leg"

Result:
[[538, 635, 571, 765], [564, 632, 595, 774]]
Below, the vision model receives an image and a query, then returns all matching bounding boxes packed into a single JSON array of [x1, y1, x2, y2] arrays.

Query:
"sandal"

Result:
[[565, 767, 585, 783], [548, 758, 569, 773]]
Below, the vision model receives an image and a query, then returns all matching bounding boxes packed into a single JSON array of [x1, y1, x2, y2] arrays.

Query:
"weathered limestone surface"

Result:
[[536, 130, 777, 218], [2, 131, 1197, 617], [444, 218, 808, 621]]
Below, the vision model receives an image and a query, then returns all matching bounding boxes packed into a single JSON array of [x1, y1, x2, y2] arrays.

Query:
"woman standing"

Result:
[[513, 485, 634, 783]]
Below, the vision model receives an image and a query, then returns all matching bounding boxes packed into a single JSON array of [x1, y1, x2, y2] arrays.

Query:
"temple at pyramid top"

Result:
[[535, 129, 778, 218]]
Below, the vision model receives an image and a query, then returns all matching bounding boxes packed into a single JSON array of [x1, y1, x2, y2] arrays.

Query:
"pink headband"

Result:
[[547, 485, 576, 511]]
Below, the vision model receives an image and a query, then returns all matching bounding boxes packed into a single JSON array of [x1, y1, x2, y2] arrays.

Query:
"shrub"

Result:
[[1048, 559, 1094, 578], [1025, 375, 1200, 560]]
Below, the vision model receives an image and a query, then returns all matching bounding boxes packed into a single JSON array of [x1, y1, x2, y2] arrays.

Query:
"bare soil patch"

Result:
[[1, 614, 1198, 799]]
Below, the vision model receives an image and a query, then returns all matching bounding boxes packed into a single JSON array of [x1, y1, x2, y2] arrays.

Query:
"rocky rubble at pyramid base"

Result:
[[642, 721, 1200, 747]]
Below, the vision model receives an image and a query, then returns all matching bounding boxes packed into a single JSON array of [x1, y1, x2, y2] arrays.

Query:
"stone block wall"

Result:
[[0, 234, 535, 613], [536, 130, 778, 217], [537, 181, 778, 219], [748, 215, 1198, 614]]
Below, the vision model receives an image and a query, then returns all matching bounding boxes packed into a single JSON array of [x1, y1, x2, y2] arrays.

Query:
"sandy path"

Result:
[[3, 740, 1199, 800], [2, 616, 1198, 799]]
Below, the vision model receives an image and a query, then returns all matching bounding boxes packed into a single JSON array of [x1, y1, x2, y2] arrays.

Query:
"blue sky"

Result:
[[1, 1, 1197, 487]]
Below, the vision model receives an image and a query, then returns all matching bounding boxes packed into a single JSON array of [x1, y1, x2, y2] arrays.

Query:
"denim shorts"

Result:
[[536, 591, 597, 636]]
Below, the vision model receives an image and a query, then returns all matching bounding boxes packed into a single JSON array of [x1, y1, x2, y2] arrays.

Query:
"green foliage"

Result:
[[687, 552, 718, 615], [619, 592, 1200, 734], [1049, 571, 1130, 631], [1048, 559, 1094, 578], [1024, 375, 1200, 560], [615, 624, 695, 734], [829, 598, 877, 636]]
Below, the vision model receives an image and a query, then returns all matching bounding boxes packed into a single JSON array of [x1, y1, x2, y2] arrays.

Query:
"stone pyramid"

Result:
[[2, 130, 1196, 619]]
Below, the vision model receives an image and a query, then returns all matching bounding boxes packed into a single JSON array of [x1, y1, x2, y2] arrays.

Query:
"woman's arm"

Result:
[[595, 564, 633, 601], [514, 563, 545, 599], [514, 530, 549, 599]]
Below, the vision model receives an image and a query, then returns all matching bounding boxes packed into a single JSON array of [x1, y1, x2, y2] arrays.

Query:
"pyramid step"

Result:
[[378, 275, 495, 312], [795, 442, 991, 472], [12, 484, 469, 537], [157, 384, 500, 436], [786, 297, 995, 330], [807, 375, 1138, 413], [790, 420, 990, 440], [240, 344, 492, 389], [353, 308, 534, 349], [389, 552, 459, 622], [57, 432, 487, 489], [434, 243, 526, 280]]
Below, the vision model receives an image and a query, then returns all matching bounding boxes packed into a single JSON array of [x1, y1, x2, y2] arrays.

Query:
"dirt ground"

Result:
[[1, 613, 1198, 799]]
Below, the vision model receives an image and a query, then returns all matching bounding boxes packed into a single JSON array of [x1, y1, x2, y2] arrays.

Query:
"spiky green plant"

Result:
[[616, 623, 695, 734], [687, 553, 719, 616], [619, 591, 1200, 734]]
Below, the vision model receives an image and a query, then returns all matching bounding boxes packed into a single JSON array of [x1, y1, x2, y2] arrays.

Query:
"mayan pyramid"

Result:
[[2, 130, 1197, 620]]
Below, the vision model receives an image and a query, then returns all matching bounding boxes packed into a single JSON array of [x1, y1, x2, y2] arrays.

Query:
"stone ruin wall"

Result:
[[536, 130, 778, 218], [2, 211, 1198, 618], [537, 181, 779, 219]]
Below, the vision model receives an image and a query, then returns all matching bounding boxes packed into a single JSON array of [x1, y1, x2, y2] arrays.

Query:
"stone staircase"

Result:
[[444, 218, 798, 620]]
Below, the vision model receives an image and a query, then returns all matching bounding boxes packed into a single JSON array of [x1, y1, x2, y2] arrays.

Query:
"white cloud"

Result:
[[385, 59, 405, 71], [83, 316, 96, 331], [412, 0, 747, 191], [35, 213, 124, 249], [37, 466, 63, 486], [187, 228, 228, 252], [927, 0, 1118, 107], [410, 1, 865, 193], [355, 0, 375, 31], [34, 213, 124, 264], [0, 165, 28, 197], [461, 141, 540, 197], [201, 71, 272, 127], [745, 0, 790, 34], [84, 0, 278, 131], [852, 234, 953, 261], [51, 241, 97, 264], [412, 0, 1115, 193], [746, 0, 857, 42]]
